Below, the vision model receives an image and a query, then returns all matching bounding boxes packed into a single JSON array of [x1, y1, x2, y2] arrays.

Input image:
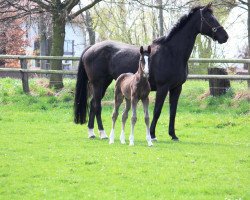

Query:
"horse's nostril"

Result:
[[225, 34, 229, 40]]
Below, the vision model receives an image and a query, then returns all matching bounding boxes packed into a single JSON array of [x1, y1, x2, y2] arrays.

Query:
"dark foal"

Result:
[[109, 46, 152, 146]]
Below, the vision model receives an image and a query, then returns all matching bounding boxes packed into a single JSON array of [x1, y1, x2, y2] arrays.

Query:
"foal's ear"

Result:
[[204, 2, 212, 11], [140, 46, 144, 54], [147, 46, 151, 54]]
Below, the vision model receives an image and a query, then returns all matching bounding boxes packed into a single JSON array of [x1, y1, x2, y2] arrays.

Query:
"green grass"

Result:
[[0, 78, 249, 199]]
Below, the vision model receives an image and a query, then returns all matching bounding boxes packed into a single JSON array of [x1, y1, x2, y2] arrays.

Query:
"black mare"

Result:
[[74, 3, 229, 140]]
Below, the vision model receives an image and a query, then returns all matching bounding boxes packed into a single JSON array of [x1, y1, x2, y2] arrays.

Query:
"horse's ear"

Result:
[[140, 46, 144, 54], [204, 2, 212, 11], [147, 46, 151, 54]]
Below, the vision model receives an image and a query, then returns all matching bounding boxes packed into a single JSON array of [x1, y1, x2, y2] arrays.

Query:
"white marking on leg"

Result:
[[146, 132, 153, 147], [129, 101, 137, 146], [99, 130, 108, 139], [142, 98, 153, 147], [109, 129, 115, 144], [129, 134, 134, 146], [120, 130, 126, 144], [120, 99, 130, 144], [88, 129, 96, 138]]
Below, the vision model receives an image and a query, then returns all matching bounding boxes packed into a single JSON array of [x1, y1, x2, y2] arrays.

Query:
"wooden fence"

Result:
[[0, 55, 250, 94]]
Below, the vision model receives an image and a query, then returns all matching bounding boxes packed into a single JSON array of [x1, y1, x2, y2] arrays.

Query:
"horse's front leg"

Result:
[[129, 98, 138, 146], [142, 97, 153, 147], [169, 85, 182, 141], [150, 85, 169, 140], [120, 98, 131, 144]]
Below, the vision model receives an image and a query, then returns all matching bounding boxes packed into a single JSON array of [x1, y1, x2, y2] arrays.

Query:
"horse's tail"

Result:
[[74, 46, 92, 124]]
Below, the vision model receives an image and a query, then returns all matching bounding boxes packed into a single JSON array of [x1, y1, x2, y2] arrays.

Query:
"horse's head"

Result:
[[198, 3, 228, 44], [139, 46, 151, 78]]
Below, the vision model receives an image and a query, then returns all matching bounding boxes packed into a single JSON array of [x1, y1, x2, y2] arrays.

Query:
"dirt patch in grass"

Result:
[[234, 91, 250, 101]]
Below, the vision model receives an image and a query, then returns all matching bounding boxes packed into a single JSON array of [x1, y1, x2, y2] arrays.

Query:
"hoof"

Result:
[[151, 137, 157, 142], [129, 142, 134, 146], [120, 141, 126, 145], [88, 128, 96, 139], [171, 137, 179, 141], [109, 141, 114, 144], [99, 130, 108, 139], [148, 142, 153, 147]]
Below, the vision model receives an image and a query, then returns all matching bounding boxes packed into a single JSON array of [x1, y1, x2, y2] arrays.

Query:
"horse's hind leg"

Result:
[[109, 89, 123, 144], [120, 98, 131, 144], [129, 98, 138, 146], [142, 97, 153, 147], [87, 98, 96, 138], [87, 82, 96, 138], [91, 82, 110, 139]]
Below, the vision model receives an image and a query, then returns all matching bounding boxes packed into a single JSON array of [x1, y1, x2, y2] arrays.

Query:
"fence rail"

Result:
[[0, 55, 250, 93], [0, 55, 250, 63]]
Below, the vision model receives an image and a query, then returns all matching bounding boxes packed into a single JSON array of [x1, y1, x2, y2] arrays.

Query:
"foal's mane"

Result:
[[153, 6, 213, 44]]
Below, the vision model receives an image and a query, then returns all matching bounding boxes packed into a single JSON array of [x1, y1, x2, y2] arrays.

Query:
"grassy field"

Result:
[[0, 78, 249, 199]]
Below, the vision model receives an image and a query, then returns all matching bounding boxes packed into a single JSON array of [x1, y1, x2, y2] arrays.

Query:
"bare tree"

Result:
[[0, 0, 102, 89]]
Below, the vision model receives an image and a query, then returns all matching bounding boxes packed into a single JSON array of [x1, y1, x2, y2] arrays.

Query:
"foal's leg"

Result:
[[150, 85, 169, 140], [120, 98, 131, 144], [109, 90, 123, 144], [129, 98, 138, 146], [169, 85, 182, 141], [142, 97, 153, 147]]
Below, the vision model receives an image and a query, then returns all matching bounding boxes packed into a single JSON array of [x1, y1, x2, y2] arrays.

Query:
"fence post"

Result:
[[20, 58, 30, 94], [208, 67, 230, 96]]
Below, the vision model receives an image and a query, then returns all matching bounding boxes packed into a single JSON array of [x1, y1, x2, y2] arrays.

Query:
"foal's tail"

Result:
[[74, 46, 91, 124]]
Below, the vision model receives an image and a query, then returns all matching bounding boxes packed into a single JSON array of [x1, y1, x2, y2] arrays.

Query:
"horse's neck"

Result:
[[169, 18, 199, 61]]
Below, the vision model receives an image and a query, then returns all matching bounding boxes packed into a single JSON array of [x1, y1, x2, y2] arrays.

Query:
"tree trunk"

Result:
[[49, 14, 66, 89], [248, 0, 250, 89], [39, 13, 47, 70], [157, 0, 164, 36], [208, 67, 231, 96], [85, 10, 95, 45]]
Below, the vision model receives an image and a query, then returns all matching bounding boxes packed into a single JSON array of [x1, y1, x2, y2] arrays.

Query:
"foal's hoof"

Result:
[[109, 140, 114, 144], [151, 137, 157, 142], [120, 140, 126, 145]]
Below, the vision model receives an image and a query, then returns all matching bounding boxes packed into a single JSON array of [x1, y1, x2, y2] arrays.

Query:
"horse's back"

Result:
[[116, 73, 134, 87], [82, 40, 140, 82]]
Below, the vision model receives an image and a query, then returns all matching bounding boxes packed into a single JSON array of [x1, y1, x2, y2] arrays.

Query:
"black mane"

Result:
[[153, 6, 213, 44]]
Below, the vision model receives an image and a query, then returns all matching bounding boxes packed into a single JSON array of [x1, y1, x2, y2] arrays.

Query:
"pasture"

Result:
[[0, 78, 249, 199]]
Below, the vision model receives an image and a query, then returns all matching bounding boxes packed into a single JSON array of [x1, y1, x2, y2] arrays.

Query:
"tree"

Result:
[[0, 0, 102, 89], [0, 17, 28, 68], [221, 0, 249, 88]]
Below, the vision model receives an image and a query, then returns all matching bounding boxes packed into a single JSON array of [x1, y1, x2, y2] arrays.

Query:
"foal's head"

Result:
[[198, 3, 229, 44], [139, 46, 151, 78]]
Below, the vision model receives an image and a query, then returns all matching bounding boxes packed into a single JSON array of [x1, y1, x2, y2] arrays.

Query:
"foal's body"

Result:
[[109, 47, 152, 146]]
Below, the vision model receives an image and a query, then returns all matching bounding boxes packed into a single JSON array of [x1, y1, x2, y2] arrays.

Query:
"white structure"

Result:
[[25, 21, 87, 69]]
